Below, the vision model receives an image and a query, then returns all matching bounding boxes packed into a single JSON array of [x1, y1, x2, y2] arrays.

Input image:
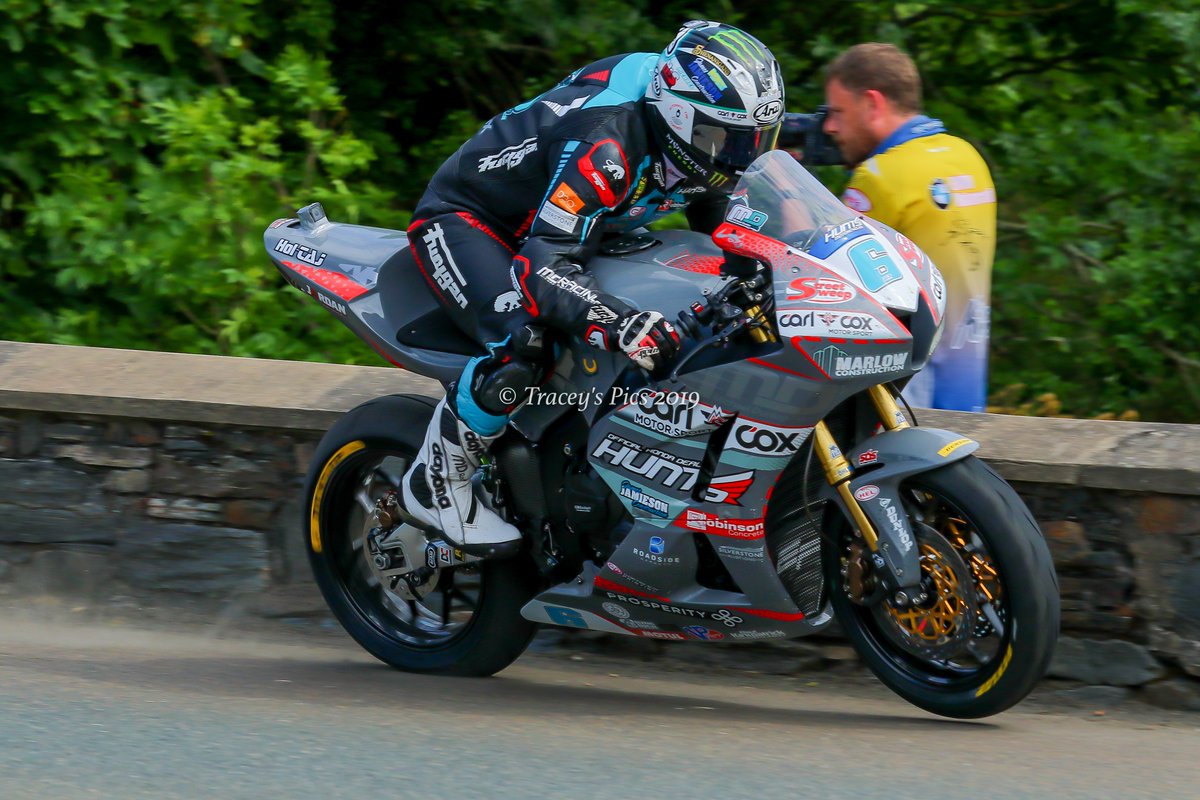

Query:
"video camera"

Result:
[[780, 106, 844, 167]]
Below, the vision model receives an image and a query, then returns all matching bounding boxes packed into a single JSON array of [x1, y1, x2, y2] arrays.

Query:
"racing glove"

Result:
[[614, 310, 681, 373]]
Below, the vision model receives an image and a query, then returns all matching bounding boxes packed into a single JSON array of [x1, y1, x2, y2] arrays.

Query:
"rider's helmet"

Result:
[[645, 20, 785, 189]]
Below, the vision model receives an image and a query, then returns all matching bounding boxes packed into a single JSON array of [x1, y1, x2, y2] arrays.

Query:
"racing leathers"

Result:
[[400, 52, 727, 548]]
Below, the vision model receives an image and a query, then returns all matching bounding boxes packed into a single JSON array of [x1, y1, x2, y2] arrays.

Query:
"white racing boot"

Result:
[[402, 396, 521, 554]]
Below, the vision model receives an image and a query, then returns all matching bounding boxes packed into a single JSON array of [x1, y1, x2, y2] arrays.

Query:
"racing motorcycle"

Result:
[[265, 150, 1059, 719]]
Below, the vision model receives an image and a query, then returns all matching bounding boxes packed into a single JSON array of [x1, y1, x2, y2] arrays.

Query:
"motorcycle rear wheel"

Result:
[[824, 455, 1060, 718], [303, 394, 538, 676]]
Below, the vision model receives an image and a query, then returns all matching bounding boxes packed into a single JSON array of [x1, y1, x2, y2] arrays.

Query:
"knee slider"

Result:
[[468, 355, 543, 416]]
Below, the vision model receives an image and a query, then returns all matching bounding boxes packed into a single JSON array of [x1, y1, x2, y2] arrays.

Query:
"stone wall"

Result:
[[1, 341, 1199, 708], [0, 412, 319, 603]]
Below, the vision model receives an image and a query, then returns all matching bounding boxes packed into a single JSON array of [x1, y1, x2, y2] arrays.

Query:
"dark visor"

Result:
[[692, 123, 782, 172]]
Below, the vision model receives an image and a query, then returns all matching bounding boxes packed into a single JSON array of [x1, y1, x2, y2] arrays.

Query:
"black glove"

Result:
[[615, 310, 681, 373]]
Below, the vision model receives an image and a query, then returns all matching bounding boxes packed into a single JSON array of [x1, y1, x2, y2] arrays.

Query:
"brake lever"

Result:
[[667, 315, 750, 383]]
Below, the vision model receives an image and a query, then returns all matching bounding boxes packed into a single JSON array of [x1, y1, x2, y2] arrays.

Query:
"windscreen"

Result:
[[723, 150, 859, 251]]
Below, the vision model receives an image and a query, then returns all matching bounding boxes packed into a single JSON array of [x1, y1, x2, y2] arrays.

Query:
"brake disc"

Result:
[[871, 522, 977, 662]]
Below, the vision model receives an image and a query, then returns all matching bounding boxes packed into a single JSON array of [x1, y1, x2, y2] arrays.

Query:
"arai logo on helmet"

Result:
[[753, 100, 782, 124]]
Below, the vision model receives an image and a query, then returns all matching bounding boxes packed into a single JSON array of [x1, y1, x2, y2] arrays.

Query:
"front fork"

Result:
[[813, 385, 915, 595]]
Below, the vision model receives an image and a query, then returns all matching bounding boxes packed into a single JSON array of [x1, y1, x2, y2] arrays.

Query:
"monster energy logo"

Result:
[[710, 28, 766, 63]]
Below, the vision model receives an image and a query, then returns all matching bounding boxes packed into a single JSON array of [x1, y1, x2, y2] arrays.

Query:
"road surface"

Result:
[[0, 618, 1196, 799]]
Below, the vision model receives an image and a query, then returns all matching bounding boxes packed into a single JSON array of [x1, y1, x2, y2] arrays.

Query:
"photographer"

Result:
[[781, 44, 996, 413]]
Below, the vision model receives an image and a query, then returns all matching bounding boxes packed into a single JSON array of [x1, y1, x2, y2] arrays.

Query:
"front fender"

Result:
[[823, 427, 979, 590]]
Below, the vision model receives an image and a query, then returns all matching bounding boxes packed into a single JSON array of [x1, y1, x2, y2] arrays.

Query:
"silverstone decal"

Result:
[[717, 543, 765, 561], [536, 202, 580, 235], [478, 137, 538, 172], [421, 223, 469, 309]]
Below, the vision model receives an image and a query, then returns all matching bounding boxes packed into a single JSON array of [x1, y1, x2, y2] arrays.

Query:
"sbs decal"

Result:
[[310, 441, 366, 553]]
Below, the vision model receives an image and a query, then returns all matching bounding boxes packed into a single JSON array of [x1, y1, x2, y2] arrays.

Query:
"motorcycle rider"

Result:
[[399, 20, 786, 551]]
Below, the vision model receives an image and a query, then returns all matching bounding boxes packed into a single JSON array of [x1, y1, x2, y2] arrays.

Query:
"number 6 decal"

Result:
[[848, 239, 903, 293]]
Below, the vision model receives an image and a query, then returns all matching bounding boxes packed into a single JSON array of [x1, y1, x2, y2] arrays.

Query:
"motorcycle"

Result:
[[264, 150, 1059, 719]]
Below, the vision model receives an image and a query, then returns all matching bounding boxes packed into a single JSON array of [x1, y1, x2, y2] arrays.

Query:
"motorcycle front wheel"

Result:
[[303, 394, 539, 676], [824, 455, 1060, 718]]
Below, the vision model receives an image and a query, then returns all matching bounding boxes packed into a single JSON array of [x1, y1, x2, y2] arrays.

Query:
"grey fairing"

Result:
[[263, 218, 473, 385], [822, 427, 980, 590]]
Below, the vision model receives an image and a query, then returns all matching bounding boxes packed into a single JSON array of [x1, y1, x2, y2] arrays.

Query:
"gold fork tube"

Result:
[[813, 421, 880, 551], [743, 304, 776, 344], [868, 384, 910, 431]]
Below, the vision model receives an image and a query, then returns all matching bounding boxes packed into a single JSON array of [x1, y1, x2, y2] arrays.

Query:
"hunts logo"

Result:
[[823, 218, 865, 242], [787, 277, 856, 304], [592, 434, 752, 504], [478, 137, 537, 172], [422, 223, 469, 309], [274, 239, 327, 267]]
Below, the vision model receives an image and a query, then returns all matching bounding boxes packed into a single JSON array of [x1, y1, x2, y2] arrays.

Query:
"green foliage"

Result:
[[1, 1, 1198, 418]]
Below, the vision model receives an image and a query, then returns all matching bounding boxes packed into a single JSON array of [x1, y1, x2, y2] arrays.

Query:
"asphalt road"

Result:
[[0, 619, 1196, 800]]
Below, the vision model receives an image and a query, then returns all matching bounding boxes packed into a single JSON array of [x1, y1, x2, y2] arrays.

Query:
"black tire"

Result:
[[304, 393, 539, 676], [824, 455, 1060, 718]]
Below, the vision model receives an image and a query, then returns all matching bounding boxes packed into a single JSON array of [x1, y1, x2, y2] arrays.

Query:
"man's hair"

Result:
[[825, 43, 922, 114]]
